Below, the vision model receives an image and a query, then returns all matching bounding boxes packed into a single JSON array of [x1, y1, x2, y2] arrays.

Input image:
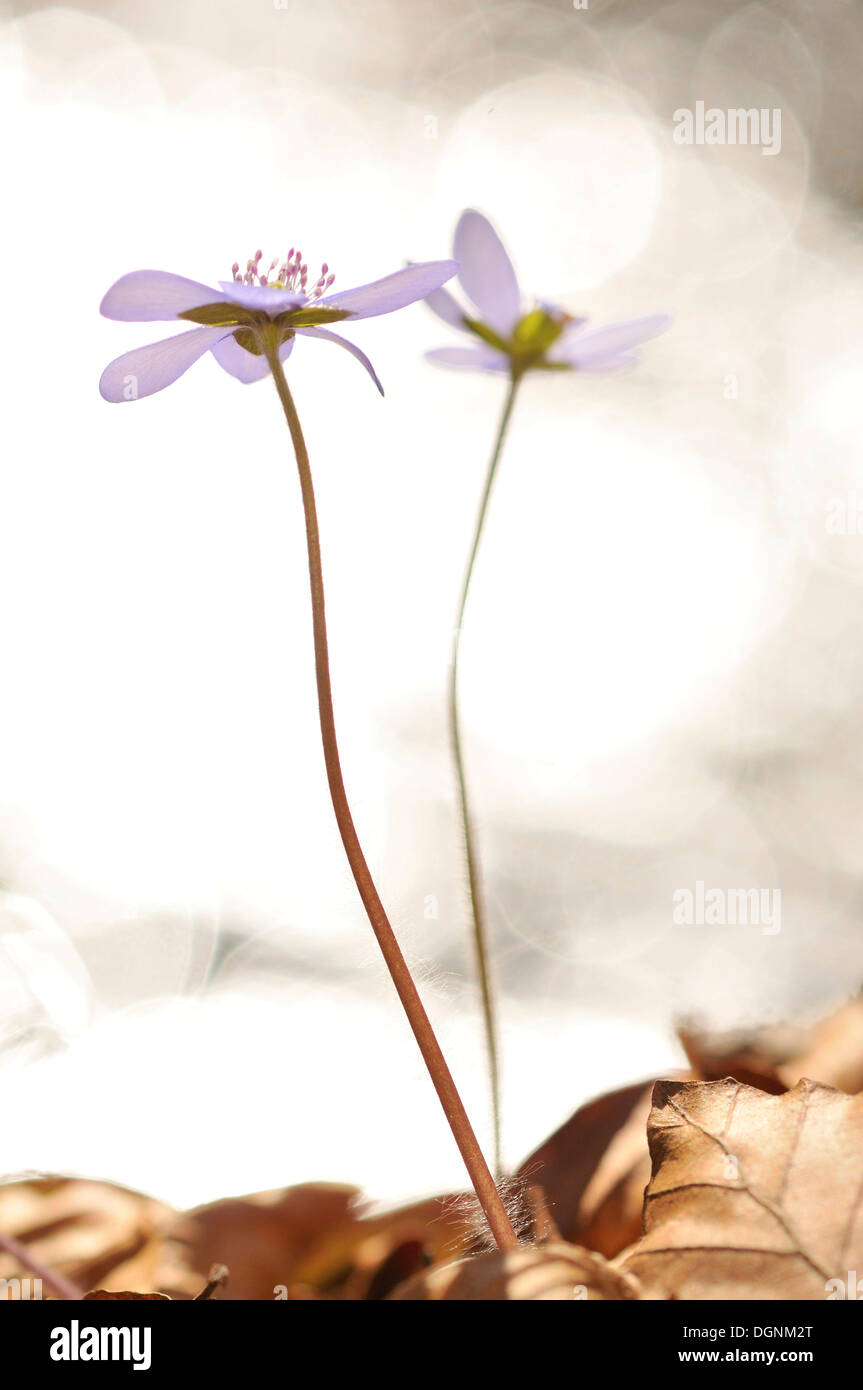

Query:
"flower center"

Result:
[[230, 248, 335, 300]]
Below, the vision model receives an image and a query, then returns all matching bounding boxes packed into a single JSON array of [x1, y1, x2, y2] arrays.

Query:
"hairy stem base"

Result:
[[263, 338, 517, 1252]]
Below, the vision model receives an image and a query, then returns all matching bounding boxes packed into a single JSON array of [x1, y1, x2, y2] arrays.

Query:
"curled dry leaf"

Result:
[[517, 1079, 661, 1257], [678, 996, 863, 1096], [0, 1178, 174, 1296], [779, 998, 863, 1094], [621, 1077, 863, 1300], [83, 1290, 171, 1300], [390, 1241, 646, 1301], [157, 1184, 473, 1300], [157, 1183, 361, 1299], [517, 999, 863, 1268], [677, 1023, 791, 1094], [289, 1193, 473, 1296]]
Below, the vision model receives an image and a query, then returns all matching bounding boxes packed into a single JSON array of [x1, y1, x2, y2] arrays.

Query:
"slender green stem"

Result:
[[262, 335, 518, 1252], [450, 371, 521, 1178]]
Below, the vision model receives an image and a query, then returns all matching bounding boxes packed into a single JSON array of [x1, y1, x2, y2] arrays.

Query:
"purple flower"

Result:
[[425, 210, 670, 376], [100, 248, 458, 402]]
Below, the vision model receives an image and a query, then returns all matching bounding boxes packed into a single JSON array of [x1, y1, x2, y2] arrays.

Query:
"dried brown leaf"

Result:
[[517, 1079, 660, 1256], [779, 999, 863, 1093], [390, 1240, 646, 1301], [677, 1024, 790, 1093], [158, 1183, 360, 1299], [0, 1178, 174, 1296], [622, 1077, 863, 1299], [156, 1183, 473, 1299], [678, 997, 863, 1096], [83, 1290, 171, 1300]]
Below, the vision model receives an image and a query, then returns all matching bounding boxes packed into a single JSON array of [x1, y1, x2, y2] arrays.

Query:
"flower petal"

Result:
[[319, 260, 457, 320], [453, 210, 521, 338], [424, 285, 470, 330], [100, 270, 227, 322], [573, 353, 639, 373], [216, 282, 308, 312], [210, 332, 294, 384], [425, 345, 510, 373], [294, 326, 384, 394], [557, 313, 672, 367], [99, 326, 229, 402]]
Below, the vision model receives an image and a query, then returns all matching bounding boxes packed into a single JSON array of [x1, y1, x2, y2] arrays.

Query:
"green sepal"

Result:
[[178, 303, 350, 331], [230, 325, 298, 356], [462, 317, 510, 353], [512, 308, 566, 355], [178, 303, 254, 327], [276, 306, 352, 328], [233, 328, 264, 355]]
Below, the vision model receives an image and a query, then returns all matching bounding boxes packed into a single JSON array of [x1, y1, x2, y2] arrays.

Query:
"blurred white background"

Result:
[[1, 0, 862, 1208]]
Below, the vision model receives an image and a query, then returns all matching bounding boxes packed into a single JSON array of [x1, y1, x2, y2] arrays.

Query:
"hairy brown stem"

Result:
[[263, 336, 518, 1252]]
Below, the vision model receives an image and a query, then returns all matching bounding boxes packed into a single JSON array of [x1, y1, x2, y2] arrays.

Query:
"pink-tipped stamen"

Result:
[[229, 246, 336, 300]]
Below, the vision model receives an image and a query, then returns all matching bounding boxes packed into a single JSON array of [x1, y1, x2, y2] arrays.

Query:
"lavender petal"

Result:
[[425, 345, 510, 372], [453, 210, 521, 338], [100, 270, 227, 322], [99, 326, 229, 401], [295, 326, 384, 393], [574, 353, 639, 372], [319, 260, 457, 321], [216, 282, 308, 311], [210, 333, 294, 384], [558, 313, 672, 366], [424, 285, 469, 330]]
